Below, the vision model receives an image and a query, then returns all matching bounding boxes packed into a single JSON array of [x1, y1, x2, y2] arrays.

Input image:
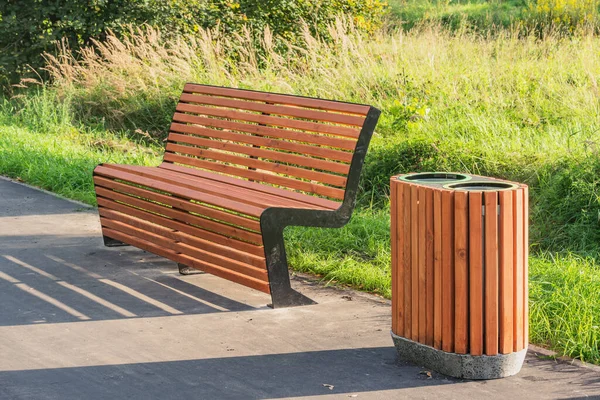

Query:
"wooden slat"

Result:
[[94, 165, 264, 217], [499, 190, 514, 354], [183, 84, 371, 115], [411, 185, 419, 342], [107, 164, 321, 211], [418, 187, 427, 344], [523, 186, 529, 348], [98, 206, 265, 267], [485, 191, 499, 356], [94, 174, 261, 232], [170, 123, 354, 164], [97, 196, 265, 258], [513, 189, 525, 351], [425, 188, 434, 347], [391, 179, 399, 336], [176, 103, 362, 139], [454, 191, 469, 354], [94, 185, 263, 245], [172, 113, 357, 151], [166, 143, 347, 188], [403, 183, 412, 339], [469, 191, 484, 356], [441, 190, 455, 353], [100, 214, 267, 280], [433, 190, 442, 350], [179, 93, 366, 126], [164, 153, 345, 200], [101, 227, 270, 294], [159, 163, 341, 210], [169, 132, 350, 175]]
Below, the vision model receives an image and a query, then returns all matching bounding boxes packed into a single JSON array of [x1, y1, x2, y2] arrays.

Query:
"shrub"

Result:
[[0, 0, 388, 87], [527, 0, 600, 31]]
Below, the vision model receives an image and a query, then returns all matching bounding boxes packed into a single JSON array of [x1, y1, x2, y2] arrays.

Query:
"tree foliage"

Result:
[[0, 0, 388, 86]]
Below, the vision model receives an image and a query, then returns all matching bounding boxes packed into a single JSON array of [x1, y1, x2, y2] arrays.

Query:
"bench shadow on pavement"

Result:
[[0, 235, 257, 327]]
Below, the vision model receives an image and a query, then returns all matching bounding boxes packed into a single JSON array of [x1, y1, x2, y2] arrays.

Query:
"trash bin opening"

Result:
[[400, 172, 470, 183], [445, 181, 519, 191]]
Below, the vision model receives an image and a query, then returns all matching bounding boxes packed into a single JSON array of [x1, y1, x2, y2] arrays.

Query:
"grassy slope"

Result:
[[1, 24, 599, 363]]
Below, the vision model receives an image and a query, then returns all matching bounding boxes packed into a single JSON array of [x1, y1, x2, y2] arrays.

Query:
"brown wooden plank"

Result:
[[513, 189, 525, 351], [94, 165, 264, 217], [418, 186, 427, 344], [391, 179, 399, 336], [99, 207, 266, 268], [169, 132, 351, 175], [163, 153, 345, 200], [454, 190, 469, 354], [169, 122, 354, 163], [101, 227, 270, 294], [411, 184, 419, 342], [441, 190, 455, 353], [166, 143, 347, 188], [425, 188, 435, 347], [183, 83, 371, 115], [499, 190, 514, 354], [523, 186, 529, 348], [433, 190, 443, 350], [175, 102, 362, 139], [98, 206, 264, 265], [402, 183, 412, 339], [107, 164, 322, 211], [469, 191, 484, 356], [94, 184, 263, 245], [100, 214, 267, 280], [171, 112, 356, 151], [159, 163, 341, 210], [485, 191, 499, 356], [97, 197, 265, 259], [94, 174, 261, 231], [179, 93, 366, 127]]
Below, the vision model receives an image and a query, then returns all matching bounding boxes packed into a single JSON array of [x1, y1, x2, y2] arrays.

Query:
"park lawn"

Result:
[[1, 21, 599, 364]]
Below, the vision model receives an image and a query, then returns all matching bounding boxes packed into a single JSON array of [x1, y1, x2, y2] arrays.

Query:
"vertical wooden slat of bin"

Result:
[[499, 190, 514, 354], [523, 186, 529, 349], [391, 179, 399, 336], [454, 191, 469, 354], [468, 191, 484, 356], [441, 190, 455, 353], [403, 183, 413, 339], [418, 187, 427, 344], [433, 190, 443, 350], [425, 188, 435, 347], [411, 185, 420, 341], [513, 188, 524, 351], [484, 191, 499, 356]]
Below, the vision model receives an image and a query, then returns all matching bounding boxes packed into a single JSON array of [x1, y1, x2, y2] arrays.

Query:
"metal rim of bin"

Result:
[[443, 181, 520, 191], [397, 172, 472, 184]]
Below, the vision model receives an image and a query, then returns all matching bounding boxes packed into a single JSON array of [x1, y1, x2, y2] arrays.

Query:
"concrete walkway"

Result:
[[0, 177, 599, 400]]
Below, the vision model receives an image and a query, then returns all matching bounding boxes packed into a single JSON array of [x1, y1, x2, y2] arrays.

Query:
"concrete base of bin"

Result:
[[391, 331, 527, 380]]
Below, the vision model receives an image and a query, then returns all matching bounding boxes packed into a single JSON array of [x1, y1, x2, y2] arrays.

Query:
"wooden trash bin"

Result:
[[390, 173, 528, 379]]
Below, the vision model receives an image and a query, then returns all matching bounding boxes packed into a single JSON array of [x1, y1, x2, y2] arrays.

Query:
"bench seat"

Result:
[[94, 84, 380, 307]]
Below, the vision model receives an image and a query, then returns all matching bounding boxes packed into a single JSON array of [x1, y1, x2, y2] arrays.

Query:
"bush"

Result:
[[0, 0, 388, 87], [527, 0, 600, 31]]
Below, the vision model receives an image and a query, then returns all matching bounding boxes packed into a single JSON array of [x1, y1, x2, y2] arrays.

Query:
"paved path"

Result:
[[0, 177, 599, 400]]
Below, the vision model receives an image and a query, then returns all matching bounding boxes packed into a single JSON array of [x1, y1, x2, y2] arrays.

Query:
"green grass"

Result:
[[388, 0, 528, 31], [0, 91, 161, 204], [1, 21, 599, 364]]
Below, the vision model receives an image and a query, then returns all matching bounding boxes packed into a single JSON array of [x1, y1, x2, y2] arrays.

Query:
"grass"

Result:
[[1, 20, 599, 364]]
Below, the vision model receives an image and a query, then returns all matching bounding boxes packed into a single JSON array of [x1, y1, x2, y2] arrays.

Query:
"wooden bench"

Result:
[[93, 84, 381, 307]]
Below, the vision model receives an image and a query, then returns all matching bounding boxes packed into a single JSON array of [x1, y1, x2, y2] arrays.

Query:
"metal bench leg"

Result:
[[178, 263, 205, 276], [263, 226, 316, 308], [103, 235, 129, 247]]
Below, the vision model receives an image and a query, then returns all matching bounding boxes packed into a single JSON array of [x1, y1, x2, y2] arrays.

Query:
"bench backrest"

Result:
[[163, 84, 379, 202]]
